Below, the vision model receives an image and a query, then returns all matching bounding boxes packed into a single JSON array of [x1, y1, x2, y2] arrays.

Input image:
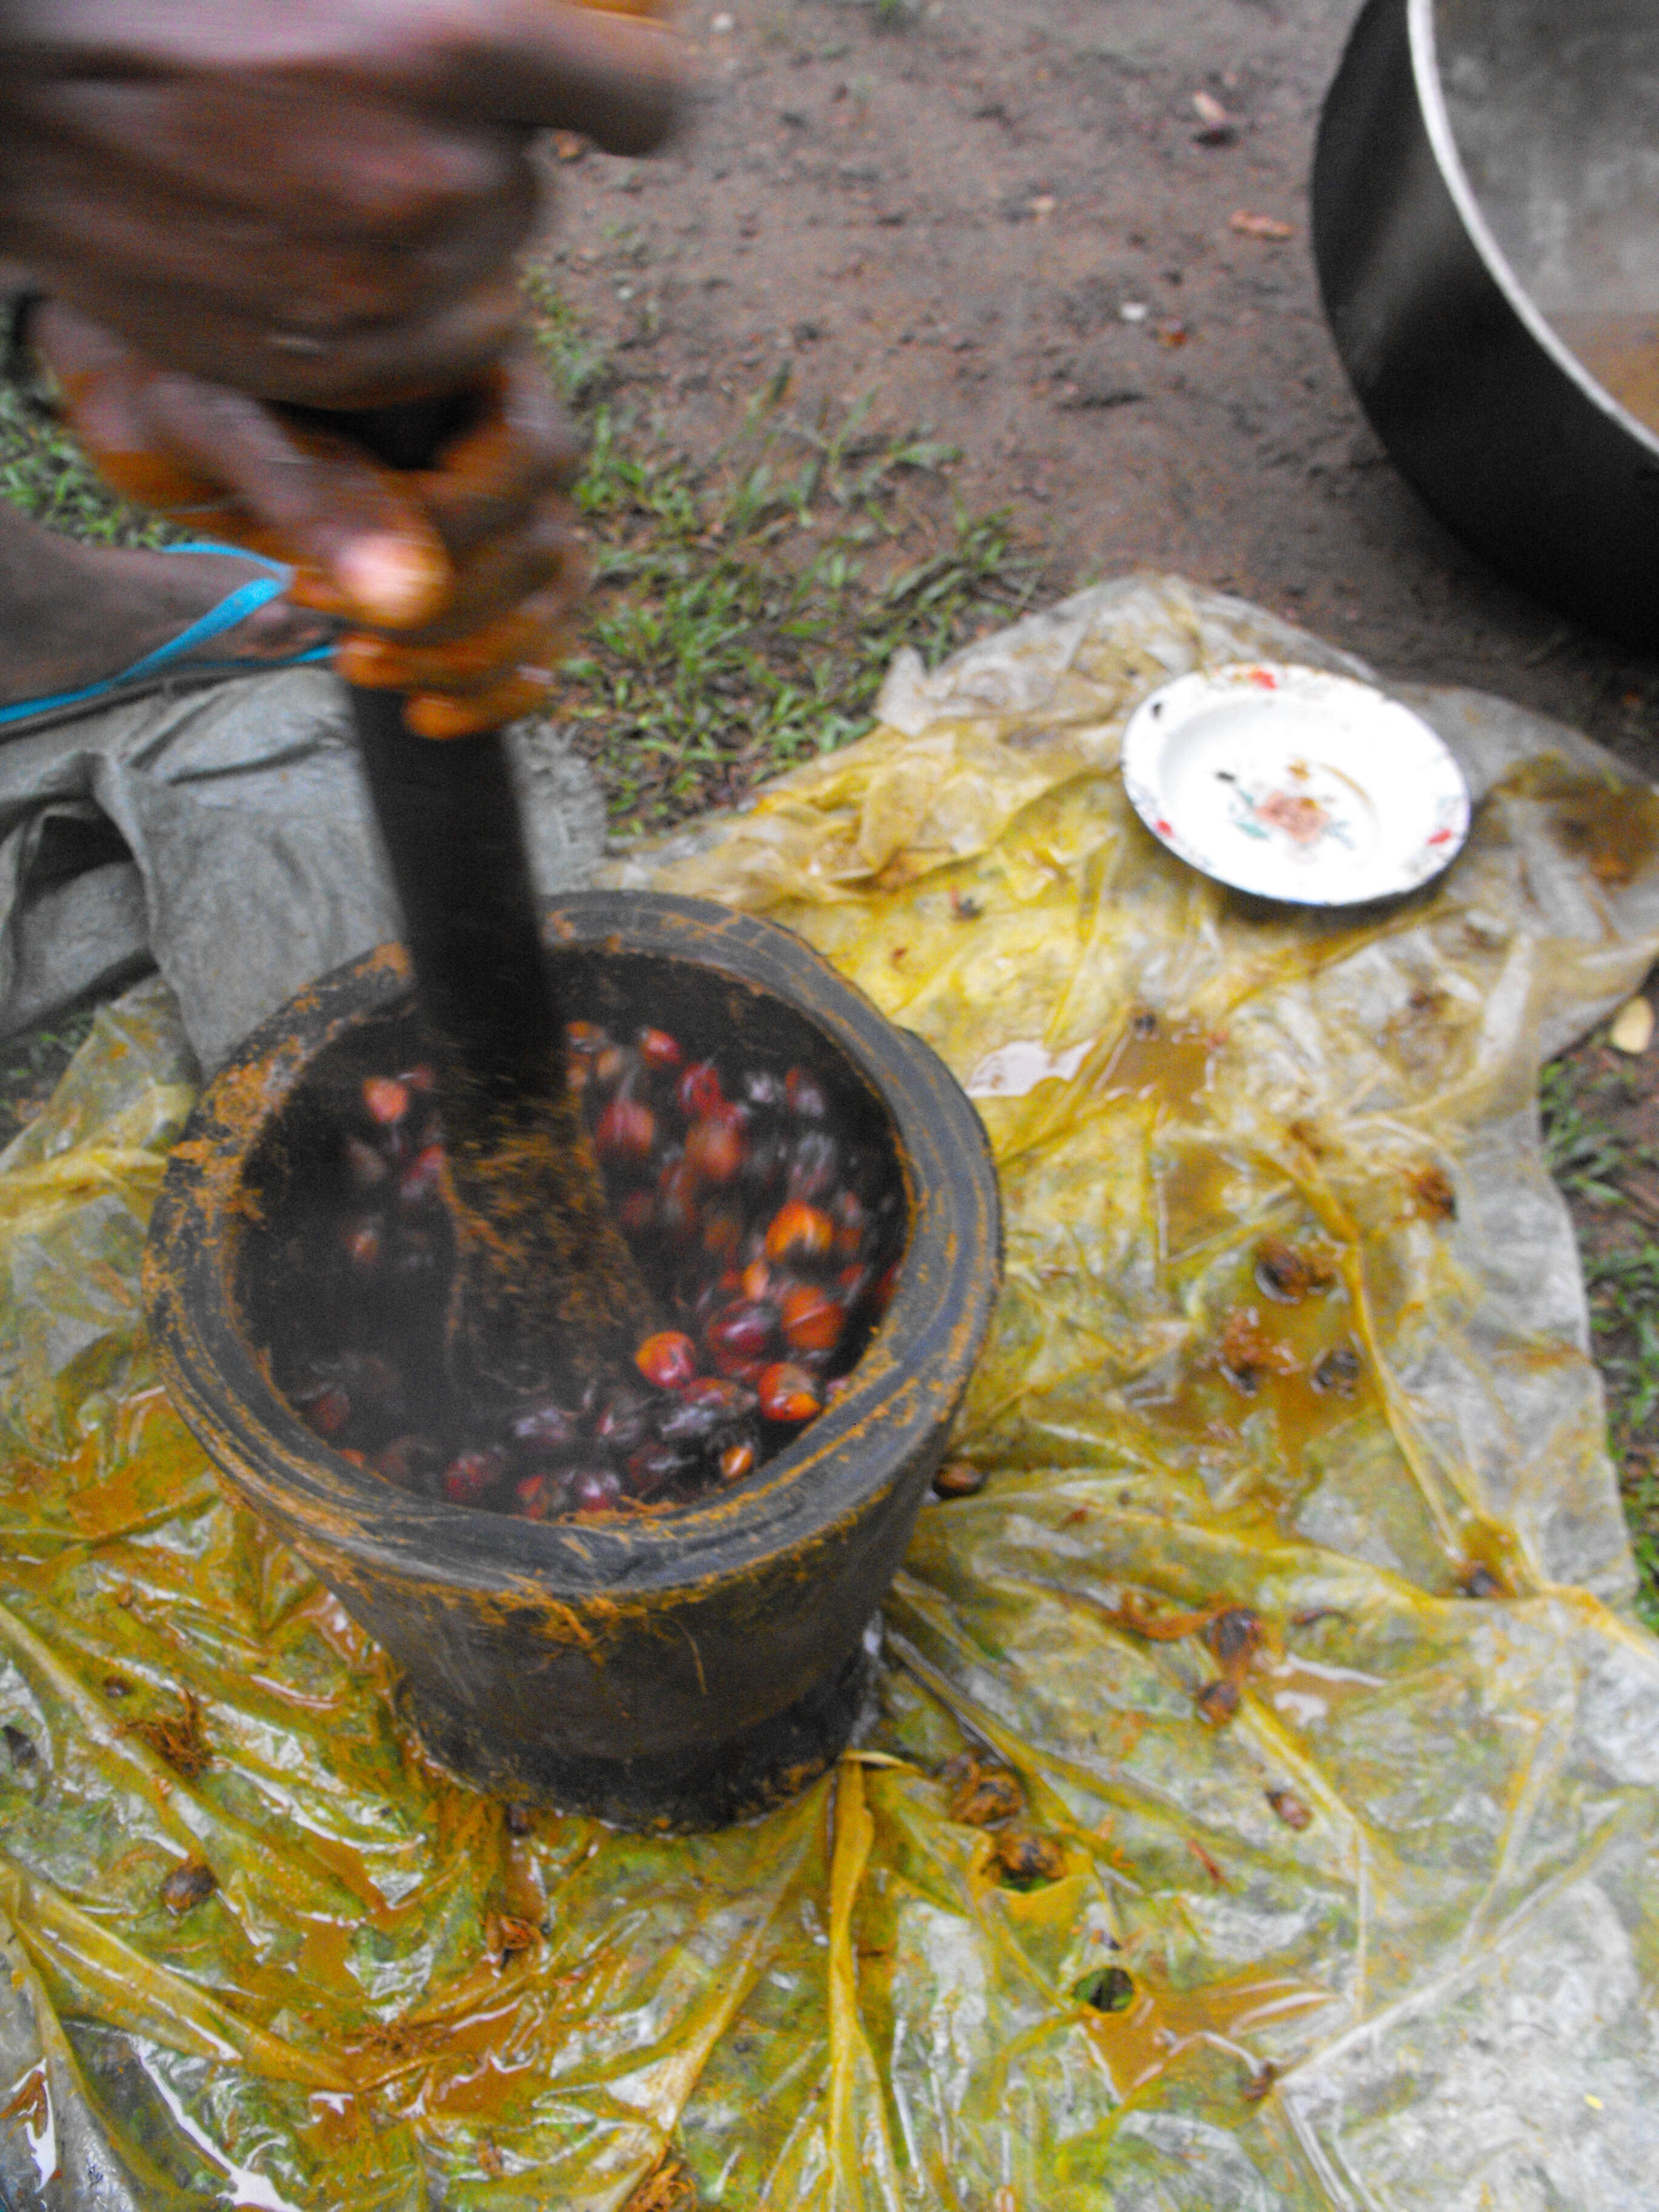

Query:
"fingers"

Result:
[[335, 589, 571, 690], [403, 674, 561, 739], [148, 390, 457, 626], [35, 302, 592, 731], [337, 587, 580, 738], [39, 301, 454, 627], [377, 2, 689, 157], [417, 351, 585, 554]]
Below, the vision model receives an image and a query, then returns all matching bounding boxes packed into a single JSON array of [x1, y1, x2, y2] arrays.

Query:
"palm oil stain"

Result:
[[1095, 1011, 1219, 1113], [1079, 1968, 1332, 2099], [1128, 1230, 1374, 1491], [1501, 758, 1659, 888]]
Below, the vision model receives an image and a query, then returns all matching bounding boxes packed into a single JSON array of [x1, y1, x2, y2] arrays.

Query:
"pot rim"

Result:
[[1409, 0, 1659, 463], [143, 891, 1002, 1604]]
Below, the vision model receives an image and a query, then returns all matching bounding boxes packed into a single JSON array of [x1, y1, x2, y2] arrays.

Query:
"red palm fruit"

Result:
[[565, 1021, 607, 1054], [678, 1060, 725, 1118], [740, 1129, 787, 1195], [565, 1056, 591, 1094], [720, 1441, 757, 1483], [702, 1208, 743, 1262], [655, 1158, 700, 1239], [740, 1258, 773, 1303], [785, 1067, 828, 1120], [297, 1381, 352, 1438], [513, 1474, 551, 1522], [511, 1399, 581, 1455], [786, 1130, 839, 1201], [343, 1218, 382, 1273], [764, 1202, 835, 1264], [338, 1350, 403, 1412], [339, 1447, 367, 1468], [685, 1113, 745, 1185], [569, 1466, 623, 1513], [705, 1300, 777, 1373], [594, 1045, 631, 1090], [872, 1260, 901, 1313], [682, 1376, 759, 1416], [635, 1330, 699, 1390], [626, 1444, 686, 1498], [831, 1190, 868, 1256], [443, 1449, 504, 1507], [638, 1027, 683, 1071], [782, 1283, 844, 1355], [400, 1065, 436, 1093], [372, 1438, 421, 1490], [596, 1094, 655, 1163], [363, 1076, 410, 1126], [398, 1142, 446, 1208], [757, 1362, 824, 1424], [657, 1378, 758, 1446], [596, 1388, 652, 1450], [618, 1190, 657, 1235], [742, 1068, 787, 1113]]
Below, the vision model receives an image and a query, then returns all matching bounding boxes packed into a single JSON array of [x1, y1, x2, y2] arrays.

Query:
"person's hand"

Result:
[[37, 299, 589, 738], [0, 0, 682, 410]]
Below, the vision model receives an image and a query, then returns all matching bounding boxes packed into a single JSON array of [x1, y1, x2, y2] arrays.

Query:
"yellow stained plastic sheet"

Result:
[[4, 576, 1659, 2211]]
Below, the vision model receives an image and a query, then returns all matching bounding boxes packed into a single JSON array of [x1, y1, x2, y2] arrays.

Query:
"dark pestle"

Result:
[[335, 395, 654, 1410]]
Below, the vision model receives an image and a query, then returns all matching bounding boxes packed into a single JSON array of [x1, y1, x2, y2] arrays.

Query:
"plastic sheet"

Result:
[[0, 669, 604, 1070], [4, 575, 1659, 2210]]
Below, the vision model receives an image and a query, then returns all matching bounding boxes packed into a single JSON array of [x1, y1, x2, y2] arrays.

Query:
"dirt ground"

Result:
[[545, 0, 1659, 768]]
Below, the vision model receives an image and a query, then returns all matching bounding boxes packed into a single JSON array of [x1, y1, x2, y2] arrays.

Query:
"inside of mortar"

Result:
[[233, 945, 910, 1528]]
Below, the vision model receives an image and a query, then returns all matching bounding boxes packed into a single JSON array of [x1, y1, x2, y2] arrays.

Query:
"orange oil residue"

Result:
[[291, 1917, 364, 1995], [343, 1980, 544, 2118], [1130, 1235, 1373, 1491], [1094, 1013, 1220, 1113], [1500, 757, 1659, 888], [1156, 1147, 1250, 1264], [1083, 1968, 1334, 2098], [61, 1386, 213, 1540]]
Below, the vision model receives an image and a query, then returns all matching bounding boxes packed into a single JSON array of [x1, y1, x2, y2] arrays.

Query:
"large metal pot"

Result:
[[1312, 0, 1659, 651], [143, 892, 1002, 1831]]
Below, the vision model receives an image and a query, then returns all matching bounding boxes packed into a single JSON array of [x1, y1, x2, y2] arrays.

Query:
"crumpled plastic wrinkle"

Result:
[[3, 575, 1659, 2211]]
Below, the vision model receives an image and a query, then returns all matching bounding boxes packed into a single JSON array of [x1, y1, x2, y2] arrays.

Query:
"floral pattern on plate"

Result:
[[1120, 663, 1470, 907]]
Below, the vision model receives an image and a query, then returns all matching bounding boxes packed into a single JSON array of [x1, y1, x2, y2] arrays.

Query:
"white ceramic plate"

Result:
[[1120, 662, 1470, 905]]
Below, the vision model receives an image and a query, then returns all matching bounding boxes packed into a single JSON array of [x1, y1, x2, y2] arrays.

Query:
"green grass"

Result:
[[0, 385, 170, 546], [0, 1008, 98, 1150], [1540, 1056, 1635, 1207], [1541, 1046, 1659, 1631], [525, 276, 1039, 823]]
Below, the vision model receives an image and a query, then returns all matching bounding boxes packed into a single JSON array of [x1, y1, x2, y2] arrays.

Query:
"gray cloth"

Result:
[[0, 668, 606, 1070]]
